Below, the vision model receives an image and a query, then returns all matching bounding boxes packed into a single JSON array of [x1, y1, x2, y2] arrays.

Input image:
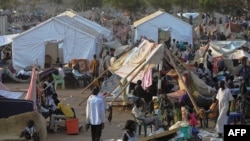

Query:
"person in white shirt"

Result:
[[215, 80, 234, 138], [86, 87, 105, 141], [57, 64, 65, 78], [72, 64, 85, 80]]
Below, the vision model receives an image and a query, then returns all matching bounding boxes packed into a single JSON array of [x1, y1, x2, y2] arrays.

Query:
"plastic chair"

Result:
[[52, 73, 65, 90], [131, 113, 152, 137]]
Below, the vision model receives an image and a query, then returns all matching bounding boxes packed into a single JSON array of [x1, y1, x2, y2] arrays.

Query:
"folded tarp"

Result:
[[0, 98, 34, 118]]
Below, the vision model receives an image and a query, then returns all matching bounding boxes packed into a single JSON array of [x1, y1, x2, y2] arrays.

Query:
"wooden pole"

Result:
[[79, 57, 144, 106], [110, 62, 146, 105], [80, 45, 135, 94], [78, 82, 120, 106], [80, 68, 109, 94], [166, 49, 199, 113], [165, 49, 191, 72]]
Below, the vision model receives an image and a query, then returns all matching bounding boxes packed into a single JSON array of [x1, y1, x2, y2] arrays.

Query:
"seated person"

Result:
[[43, 77, 55, 106], [48, 93, 59, 116], [132, 99, 165, 131], [133, 80, 147, 111], [72, 64, 90, 80], [57, 64, 65, 79], [49, 99, 75, 131]]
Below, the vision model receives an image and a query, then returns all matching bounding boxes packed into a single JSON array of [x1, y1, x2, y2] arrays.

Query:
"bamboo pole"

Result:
[[165, 49, 199, 113], [110, 61, 146, 105]]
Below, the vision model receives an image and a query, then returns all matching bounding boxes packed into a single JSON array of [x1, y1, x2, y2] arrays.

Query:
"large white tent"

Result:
[[133, 10, 193, 45], [12, 11, 113, 71]]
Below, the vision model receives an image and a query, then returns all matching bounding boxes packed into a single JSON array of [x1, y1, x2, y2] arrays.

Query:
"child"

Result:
[[20, 120, 39, 141], [122, 120, 137, 141]]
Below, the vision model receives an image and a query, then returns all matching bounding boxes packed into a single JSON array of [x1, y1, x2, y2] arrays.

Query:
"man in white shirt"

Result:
[[86, 87, 105, 141]]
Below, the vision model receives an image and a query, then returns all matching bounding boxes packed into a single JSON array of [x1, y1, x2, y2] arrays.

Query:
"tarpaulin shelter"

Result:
[[133, 10, 193, 45], [12, 10, 113, 71]]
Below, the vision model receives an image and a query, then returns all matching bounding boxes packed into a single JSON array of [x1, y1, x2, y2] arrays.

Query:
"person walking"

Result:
[[215, 80, 234, 138], [86, 86, 105, 141]]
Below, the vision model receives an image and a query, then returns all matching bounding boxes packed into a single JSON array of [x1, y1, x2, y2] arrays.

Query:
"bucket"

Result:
[[66, 118, 79, 135]]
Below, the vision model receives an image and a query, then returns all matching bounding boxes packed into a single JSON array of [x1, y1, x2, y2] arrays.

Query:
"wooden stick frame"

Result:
[[80, 45, 135, 95], [165, 48, 199, 113], [78, 60, 146, 106], [110, 61, 147, 105]]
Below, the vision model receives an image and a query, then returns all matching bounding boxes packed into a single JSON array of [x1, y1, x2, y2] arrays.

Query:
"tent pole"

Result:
[[110, 61, 146, 106], [165, 48, 199, 113]]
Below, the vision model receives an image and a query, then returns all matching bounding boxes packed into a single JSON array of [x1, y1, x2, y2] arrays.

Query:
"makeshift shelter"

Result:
[[133, 10, 193, 45], [193, 40, 247, 74], [78, 39, 164, 105], [12, 10, 113, 71]]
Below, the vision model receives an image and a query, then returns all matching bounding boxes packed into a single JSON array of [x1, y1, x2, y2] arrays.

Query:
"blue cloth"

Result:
[[230, 87, 250, 96]]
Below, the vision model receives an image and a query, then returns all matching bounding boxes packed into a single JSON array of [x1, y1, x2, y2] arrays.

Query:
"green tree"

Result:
[[48, 0, 63, 6], [74, 0, 102, 11], [172, 0, 188, 13], [103, 0, 146, 14], [198, 0, 219, 13], [0, 0, 19, 10], [219, 0, 244, 16], [147, 0, 172, 12]]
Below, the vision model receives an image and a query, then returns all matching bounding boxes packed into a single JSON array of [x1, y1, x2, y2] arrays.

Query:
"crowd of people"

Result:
[[7, 8, 249, 140]]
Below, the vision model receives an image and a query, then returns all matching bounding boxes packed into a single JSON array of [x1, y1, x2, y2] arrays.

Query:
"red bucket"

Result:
[[66, 118, 79, 135]]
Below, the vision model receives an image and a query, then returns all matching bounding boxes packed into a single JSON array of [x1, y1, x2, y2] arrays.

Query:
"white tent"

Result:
[[12, 11, 113, 71], [133, 10, 193, 45]]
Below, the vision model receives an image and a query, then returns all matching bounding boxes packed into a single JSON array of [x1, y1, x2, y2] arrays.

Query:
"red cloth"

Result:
[[25, 67, 37, 110], [189, 113, 198, 127]]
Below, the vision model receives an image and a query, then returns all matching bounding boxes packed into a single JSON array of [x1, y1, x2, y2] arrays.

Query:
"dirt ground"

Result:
[[4, 82, 140, 141], [4, 82, 219, 141]]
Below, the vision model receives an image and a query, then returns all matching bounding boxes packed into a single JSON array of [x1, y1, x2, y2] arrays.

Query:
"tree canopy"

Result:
[[103, 0, 145, 14]]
